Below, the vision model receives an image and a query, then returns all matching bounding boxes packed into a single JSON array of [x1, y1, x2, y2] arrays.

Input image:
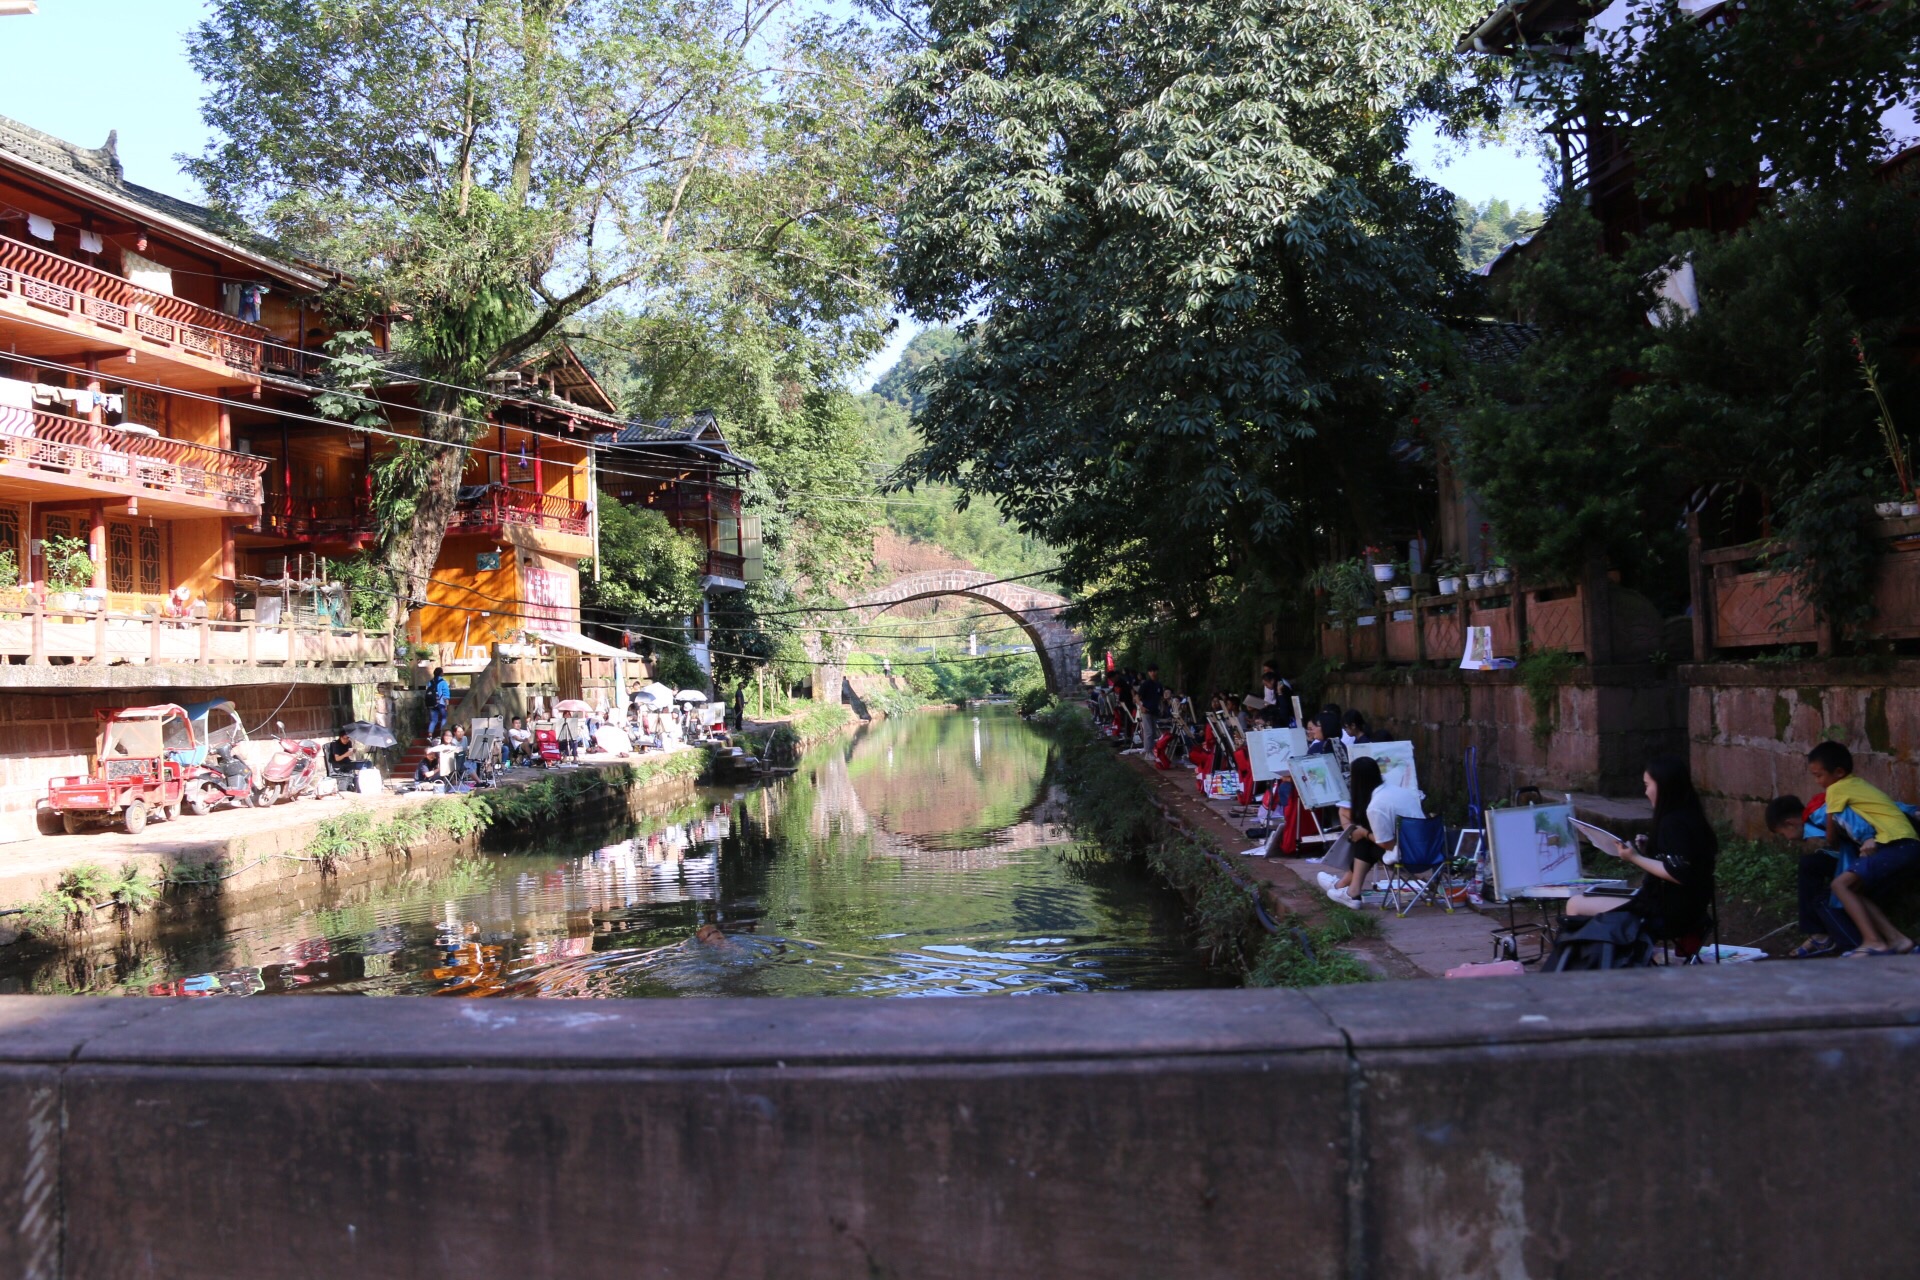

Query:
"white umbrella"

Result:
[[675, 689, 709, 703], [634, 682, 674, 707]]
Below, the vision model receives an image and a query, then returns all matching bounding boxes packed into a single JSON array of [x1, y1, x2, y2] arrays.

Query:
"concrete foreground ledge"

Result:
[[4, 965, 1920, 1277]]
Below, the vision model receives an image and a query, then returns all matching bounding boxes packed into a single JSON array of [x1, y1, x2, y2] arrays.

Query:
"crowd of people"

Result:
[[1094, 656, 1920, 966]]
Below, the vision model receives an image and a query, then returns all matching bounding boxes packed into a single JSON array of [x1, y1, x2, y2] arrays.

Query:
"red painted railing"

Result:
[[251, 493, 372, 541], [450, 486, 590, 536], [0, 411, 267, 507], [0, 235, 273, 373], [704, 549, 746, 581]]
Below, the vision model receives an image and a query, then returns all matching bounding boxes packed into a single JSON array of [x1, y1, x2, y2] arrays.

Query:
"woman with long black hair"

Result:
[[1567, 754, 1718, 939], [1319, 756, 1428, 908]]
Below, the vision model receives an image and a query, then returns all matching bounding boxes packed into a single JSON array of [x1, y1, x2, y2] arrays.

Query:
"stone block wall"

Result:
[[1685, 660, 1920, 836], [1325, 665, 1686, 807], [0, 681, 365, 844]]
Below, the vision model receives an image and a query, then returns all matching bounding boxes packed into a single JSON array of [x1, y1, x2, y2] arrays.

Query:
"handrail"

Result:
[[0, 411, 267, 506], [451, 487, 590, 535], [0, 600, 397, 668], [0, 234, 273, 372]]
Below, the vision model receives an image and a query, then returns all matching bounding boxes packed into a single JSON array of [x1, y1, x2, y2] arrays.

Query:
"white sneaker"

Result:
[[1316, 871, 1339, 892], [1326, 885, 1360, 908]]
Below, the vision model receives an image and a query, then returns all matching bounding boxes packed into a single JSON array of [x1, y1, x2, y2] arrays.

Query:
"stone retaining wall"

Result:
[[1325, 665, 1686, 803], [2, 964, 1916, 1277], [1684, 660, 1920, 836]]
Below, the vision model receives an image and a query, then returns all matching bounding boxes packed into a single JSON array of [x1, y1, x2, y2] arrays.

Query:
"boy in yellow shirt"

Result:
[[1806, 741, 1920, 956]]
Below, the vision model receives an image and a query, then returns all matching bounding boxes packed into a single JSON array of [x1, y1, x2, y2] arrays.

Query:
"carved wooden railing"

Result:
[[1686, 512, 1920, 657], [0, 600, 393, 668], [450, 487, 590, 536], [703, 548, 746, 581], [249, 493, 371, 540], [0, 235, 277, 373], [1, 411, 267, 507]]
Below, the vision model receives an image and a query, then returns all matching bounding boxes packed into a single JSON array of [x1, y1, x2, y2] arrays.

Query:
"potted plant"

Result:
[[43, 535, 95, 610], [1387, 583, 1413, 603], [1306, 558, 1374, 617], [1434, 556, 1463, 595], [1465, 569, 1486, 591], [1488, 556, 1513, 587]]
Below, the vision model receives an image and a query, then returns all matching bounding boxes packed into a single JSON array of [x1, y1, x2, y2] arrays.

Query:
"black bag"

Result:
[[1542, 910, 1654, 972]]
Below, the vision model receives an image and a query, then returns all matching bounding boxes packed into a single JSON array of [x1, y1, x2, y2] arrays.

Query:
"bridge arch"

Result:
[[843, 570, 1085, 697]]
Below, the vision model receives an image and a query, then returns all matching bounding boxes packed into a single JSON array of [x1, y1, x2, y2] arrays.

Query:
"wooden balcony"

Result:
[[0, 235, 280, 388], [1317, 567, 1662, 667], [702, 548, 746, 585], [451, 486, 590, 537], [247, 494, 373, 544], [0, 410, 266, 517], [1687, 513, 1920, 657], [0, 596, 390, 669]]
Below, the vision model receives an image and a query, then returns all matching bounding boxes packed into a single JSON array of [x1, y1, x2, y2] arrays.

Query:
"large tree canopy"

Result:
[[887, 0, 1483, 626], [188, 0, 901, 617]]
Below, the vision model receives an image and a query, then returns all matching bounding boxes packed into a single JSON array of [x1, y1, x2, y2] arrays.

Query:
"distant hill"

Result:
[[855, 328, 1056, 587], [1457, 197, 1544, 270]]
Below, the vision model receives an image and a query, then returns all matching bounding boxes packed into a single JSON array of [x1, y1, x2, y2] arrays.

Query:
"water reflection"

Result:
[[1, 710, 1220, 998]]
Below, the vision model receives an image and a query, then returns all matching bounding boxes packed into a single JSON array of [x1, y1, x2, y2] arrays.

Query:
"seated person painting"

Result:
[[324, 730, 357, 776], [1317, 757, 1425, 908], [1565, 754, 1717, 943]]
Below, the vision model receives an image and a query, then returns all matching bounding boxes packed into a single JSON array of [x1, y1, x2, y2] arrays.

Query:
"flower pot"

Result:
[[1371, 564, 1396, 583], [1387, 585, 1412, 602], [1465, 573, 1486, 591], [1490, 567, 1511, 586], [1876, 501, 1904, 518], [1903, 503, 1920, 518], [52, 591, 80, 612], [1391, 609, 1414, 622], [1438, 576, 1461, 596], [1356, 614, 1377, 627]]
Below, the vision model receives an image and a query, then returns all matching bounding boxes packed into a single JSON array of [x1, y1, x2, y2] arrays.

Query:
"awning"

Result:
[[533, 629, 634, 661]]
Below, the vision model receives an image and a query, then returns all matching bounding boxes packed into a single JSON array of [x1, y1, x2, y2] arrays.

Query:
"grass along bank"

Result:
[[1032, 702, 1375, 987]]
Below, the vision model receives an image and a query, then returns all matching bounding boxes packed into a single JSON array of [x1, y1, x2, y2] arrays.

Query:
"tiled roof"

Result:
[[1454, 319, 1540, 366], [613, 410, 719, 446], [0, 112, 323, 283]]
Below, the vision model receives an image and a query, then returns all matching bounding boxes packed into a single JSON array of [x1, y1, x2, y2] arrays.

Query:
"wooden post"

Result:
[[29, 604, 44, 665], [198, 615, 212, 663], [1412, 594, 1428, 665], [89, 500, 106, 590], [1686, 513, 1712, 662], [92, 608, 106, 663], [149, 613, 163, 665]]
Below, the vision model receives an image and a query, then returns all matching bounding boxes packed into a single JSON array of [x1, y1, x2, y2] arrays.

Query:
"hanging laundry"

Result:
[[2, 379, 38, 438], [25, 213, 54, 241], [122, 247, 175, 297], [237, 283, 263, 325], [219, 282, 243, 317], [78, 230, 103, 254], [30, 384, 59, 406], [64, 389, 96, 413]]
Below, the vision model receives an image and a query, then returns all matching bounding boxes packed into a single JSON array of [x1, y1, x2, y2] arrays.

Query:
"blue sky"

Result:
[[0, 2, 1552, 389]]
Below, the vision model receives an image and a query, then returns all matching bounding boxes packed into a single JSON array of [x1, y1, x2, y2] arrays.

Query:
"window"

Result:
[[138, 525, 163, 594], [108, 522, 135, 592]]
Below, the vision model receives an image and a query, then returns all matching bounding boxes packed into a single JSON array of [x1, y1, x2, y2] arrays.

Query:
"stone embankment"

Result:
[[0, 750, 708, 952]]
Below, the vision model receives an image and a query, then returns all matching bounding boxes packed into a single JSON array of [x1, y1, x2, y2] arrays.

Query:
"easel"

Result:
[[1287, 696, 1345, 849]]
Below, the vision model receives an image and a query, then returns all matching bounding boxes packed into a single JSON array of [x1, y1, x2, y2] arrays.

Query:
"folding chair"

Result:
[[1657, 888, 1722, 965], [533, 725, 563, 768], [1382, 816, 1457, 916]]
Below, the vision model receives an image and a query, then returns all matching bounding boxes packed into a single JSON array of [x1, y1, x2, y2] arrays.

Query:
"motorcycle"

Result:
[[255, 722, 329, 806], [184, 744, 257, 815]]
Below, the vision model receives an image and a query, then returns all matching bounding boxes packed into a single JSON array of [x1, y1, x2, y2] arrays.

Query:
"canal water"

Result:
[[3, 708, 1221, 998]]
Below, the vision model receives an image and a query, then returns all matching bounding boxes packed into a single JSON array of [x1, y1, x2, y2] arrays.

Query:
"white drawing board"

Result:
[[1486, 803, 1584, 900], [1292, 754, 1349, 808], [1349, 741, 1417, 791], [1245, 727, 1309, 782]]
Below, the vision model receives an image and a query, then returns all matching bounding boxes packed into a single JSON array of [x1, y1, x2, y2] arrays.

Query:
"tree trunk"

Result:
[[386, 384, 472, 642]]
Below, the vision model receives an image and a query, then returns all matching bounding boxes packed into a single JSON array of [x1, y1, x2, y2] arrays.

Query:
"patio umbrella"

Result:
[[634, 684, 674, 707], [675, 689, 709, 703], [554, 699, 592, 714], [340, 721, 398, 749]]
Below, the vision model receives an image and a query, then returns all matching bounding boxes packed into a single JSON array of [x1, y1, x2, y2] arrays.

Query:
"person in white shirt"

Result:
[[1320, 756, 1426, 907]]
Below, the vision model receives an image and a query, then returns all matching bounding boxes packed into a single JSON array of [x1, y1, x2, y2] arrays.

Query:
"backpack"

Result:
[[1542, 910, 1654, 972]]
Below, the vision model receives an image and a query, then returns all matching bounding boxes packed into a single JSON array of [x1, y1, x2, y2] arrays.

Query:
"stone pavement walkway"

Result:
[[1120, 753, 1515, 978]]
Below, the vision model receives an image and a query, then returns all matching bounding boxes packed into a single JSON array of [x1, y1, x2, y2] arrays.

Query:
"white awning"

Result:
[[533, 628, 634, 661]]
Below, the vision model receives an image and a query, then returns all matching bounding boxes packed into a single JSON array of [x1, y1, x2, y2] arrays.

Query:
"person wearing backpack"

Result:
[[425, 666, 451, 740]]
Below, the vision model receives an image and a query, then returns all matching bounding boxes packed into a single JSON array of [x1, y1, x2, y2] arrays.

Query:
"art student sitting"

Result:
[[1565, 755, 1717, 942], [1318, 757, 1426, 908], [324, 729, 357, 776], [1342, 710, 1372, 746], [1802, 741, 1920, 956], [1305, 708, 1349, 777]]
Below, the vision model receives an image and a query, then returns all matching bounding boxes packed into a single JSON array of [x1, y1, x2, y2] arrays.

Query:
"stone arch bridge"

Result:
[[806, 570, 1086, 699]]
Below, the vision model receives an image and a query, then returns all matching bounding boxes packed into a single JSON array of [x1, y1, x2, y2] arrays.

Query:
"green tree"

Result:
[[1455, 197, 1543, 269], [888, 0, 1481, 623], [582, 501, 704, 624], [188, 0, 901, 625], [869, 325, 961, 415]]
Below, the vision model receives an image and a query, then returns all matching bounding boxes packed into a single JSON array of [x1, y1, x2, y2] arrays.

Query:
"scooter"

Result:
[[255, 723, 327, 806], [184, 745, 257, 815]]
